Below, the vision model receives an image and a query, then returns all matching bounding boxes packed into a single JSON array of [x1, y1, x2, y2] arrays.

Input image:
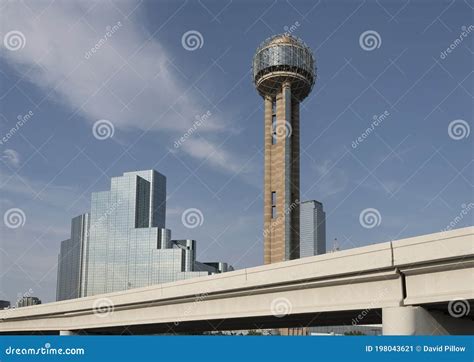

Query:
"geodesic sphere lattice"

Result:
[[253, 34, 316, 101]]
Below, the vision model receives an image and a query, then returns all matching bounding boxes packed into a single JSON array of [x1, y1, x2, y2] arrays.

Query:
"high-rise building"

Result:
[[16, 297, 41, 308], [253, 35, 316, 264], [56, 214, 89, 301], [81, 170, 167, 296], [53, 170, 231, 298], [300, 200, 326, 257]]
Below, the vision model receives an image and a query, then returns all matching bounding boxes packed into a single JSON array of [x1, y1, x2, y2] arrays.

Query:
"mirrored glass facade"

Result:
[[81, 170, 168, 296], [300, 200, 326, 257], [77, 170, 231, 297], [253, 41, 314, 81], [253, 34, 316, 100], [56, 213, 89, 301]]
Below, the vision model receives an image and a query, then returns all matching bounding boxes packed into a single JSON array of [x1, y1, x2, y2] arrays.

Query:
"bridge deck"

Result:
[[0, 227, 472, 334]]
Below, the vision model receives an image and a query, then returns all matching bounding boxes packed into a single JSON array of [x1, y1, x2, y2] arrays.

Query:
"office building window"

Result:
[[271, 98, 277, 145], [271, 191, 277, 218]]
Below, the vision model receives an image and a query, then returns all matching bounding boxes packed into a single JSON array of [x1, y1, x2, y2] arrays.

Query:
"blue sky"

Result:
[[0, 0, 472, 303]]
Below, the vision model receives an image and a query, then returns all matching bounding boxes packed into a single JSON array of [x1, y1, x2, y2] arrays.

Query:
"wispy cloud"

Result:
[[181, 138, 244, 174], [0, 1, 250, 177], [0, 168, 85, 209], [307, 159, 348, 198], [1, 2, 223, 133]]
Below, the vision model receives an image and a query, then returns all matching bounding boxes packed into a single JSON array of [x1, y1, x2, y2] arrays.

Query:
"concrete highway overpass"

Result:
[[1, 227, 473, 335]]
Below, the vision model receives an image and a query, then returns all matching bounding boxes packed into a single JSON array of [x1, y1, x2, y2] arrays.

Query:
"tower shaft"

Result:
[[263, 82, 300, 264]]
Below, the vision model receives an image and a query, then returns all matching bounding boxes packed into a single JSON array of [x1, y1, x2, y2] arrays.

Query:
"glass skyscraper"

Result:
[[81, 170, 168, 296], [56, 170, 231, 300], [56, 213, 89, 301], [299, 200, 326, 257]]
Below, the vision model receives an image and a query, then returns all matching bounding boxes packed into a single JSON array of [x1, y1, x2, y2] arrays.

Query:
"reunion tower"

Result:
[[252, 34, 316, 264]]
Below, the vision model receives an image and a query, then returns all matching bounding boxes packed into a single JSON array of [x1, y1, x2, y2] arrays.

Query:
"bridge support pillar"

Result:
[[383, 306, 473, 335], [59, 330, 76, 336]]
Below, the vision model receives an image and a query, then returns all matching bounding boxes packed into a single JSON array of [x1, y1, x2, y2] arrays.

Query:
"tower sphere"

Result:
[[252, 34, 316, 101]]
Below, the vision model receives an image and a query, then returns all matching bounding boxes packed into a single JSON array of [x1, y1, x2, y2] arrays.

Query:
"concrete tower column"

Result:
[[290, 95, 300, 260], [280, 82, 292, 261], [263, 95, 273, 264], [263, 82, 300, 264]]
